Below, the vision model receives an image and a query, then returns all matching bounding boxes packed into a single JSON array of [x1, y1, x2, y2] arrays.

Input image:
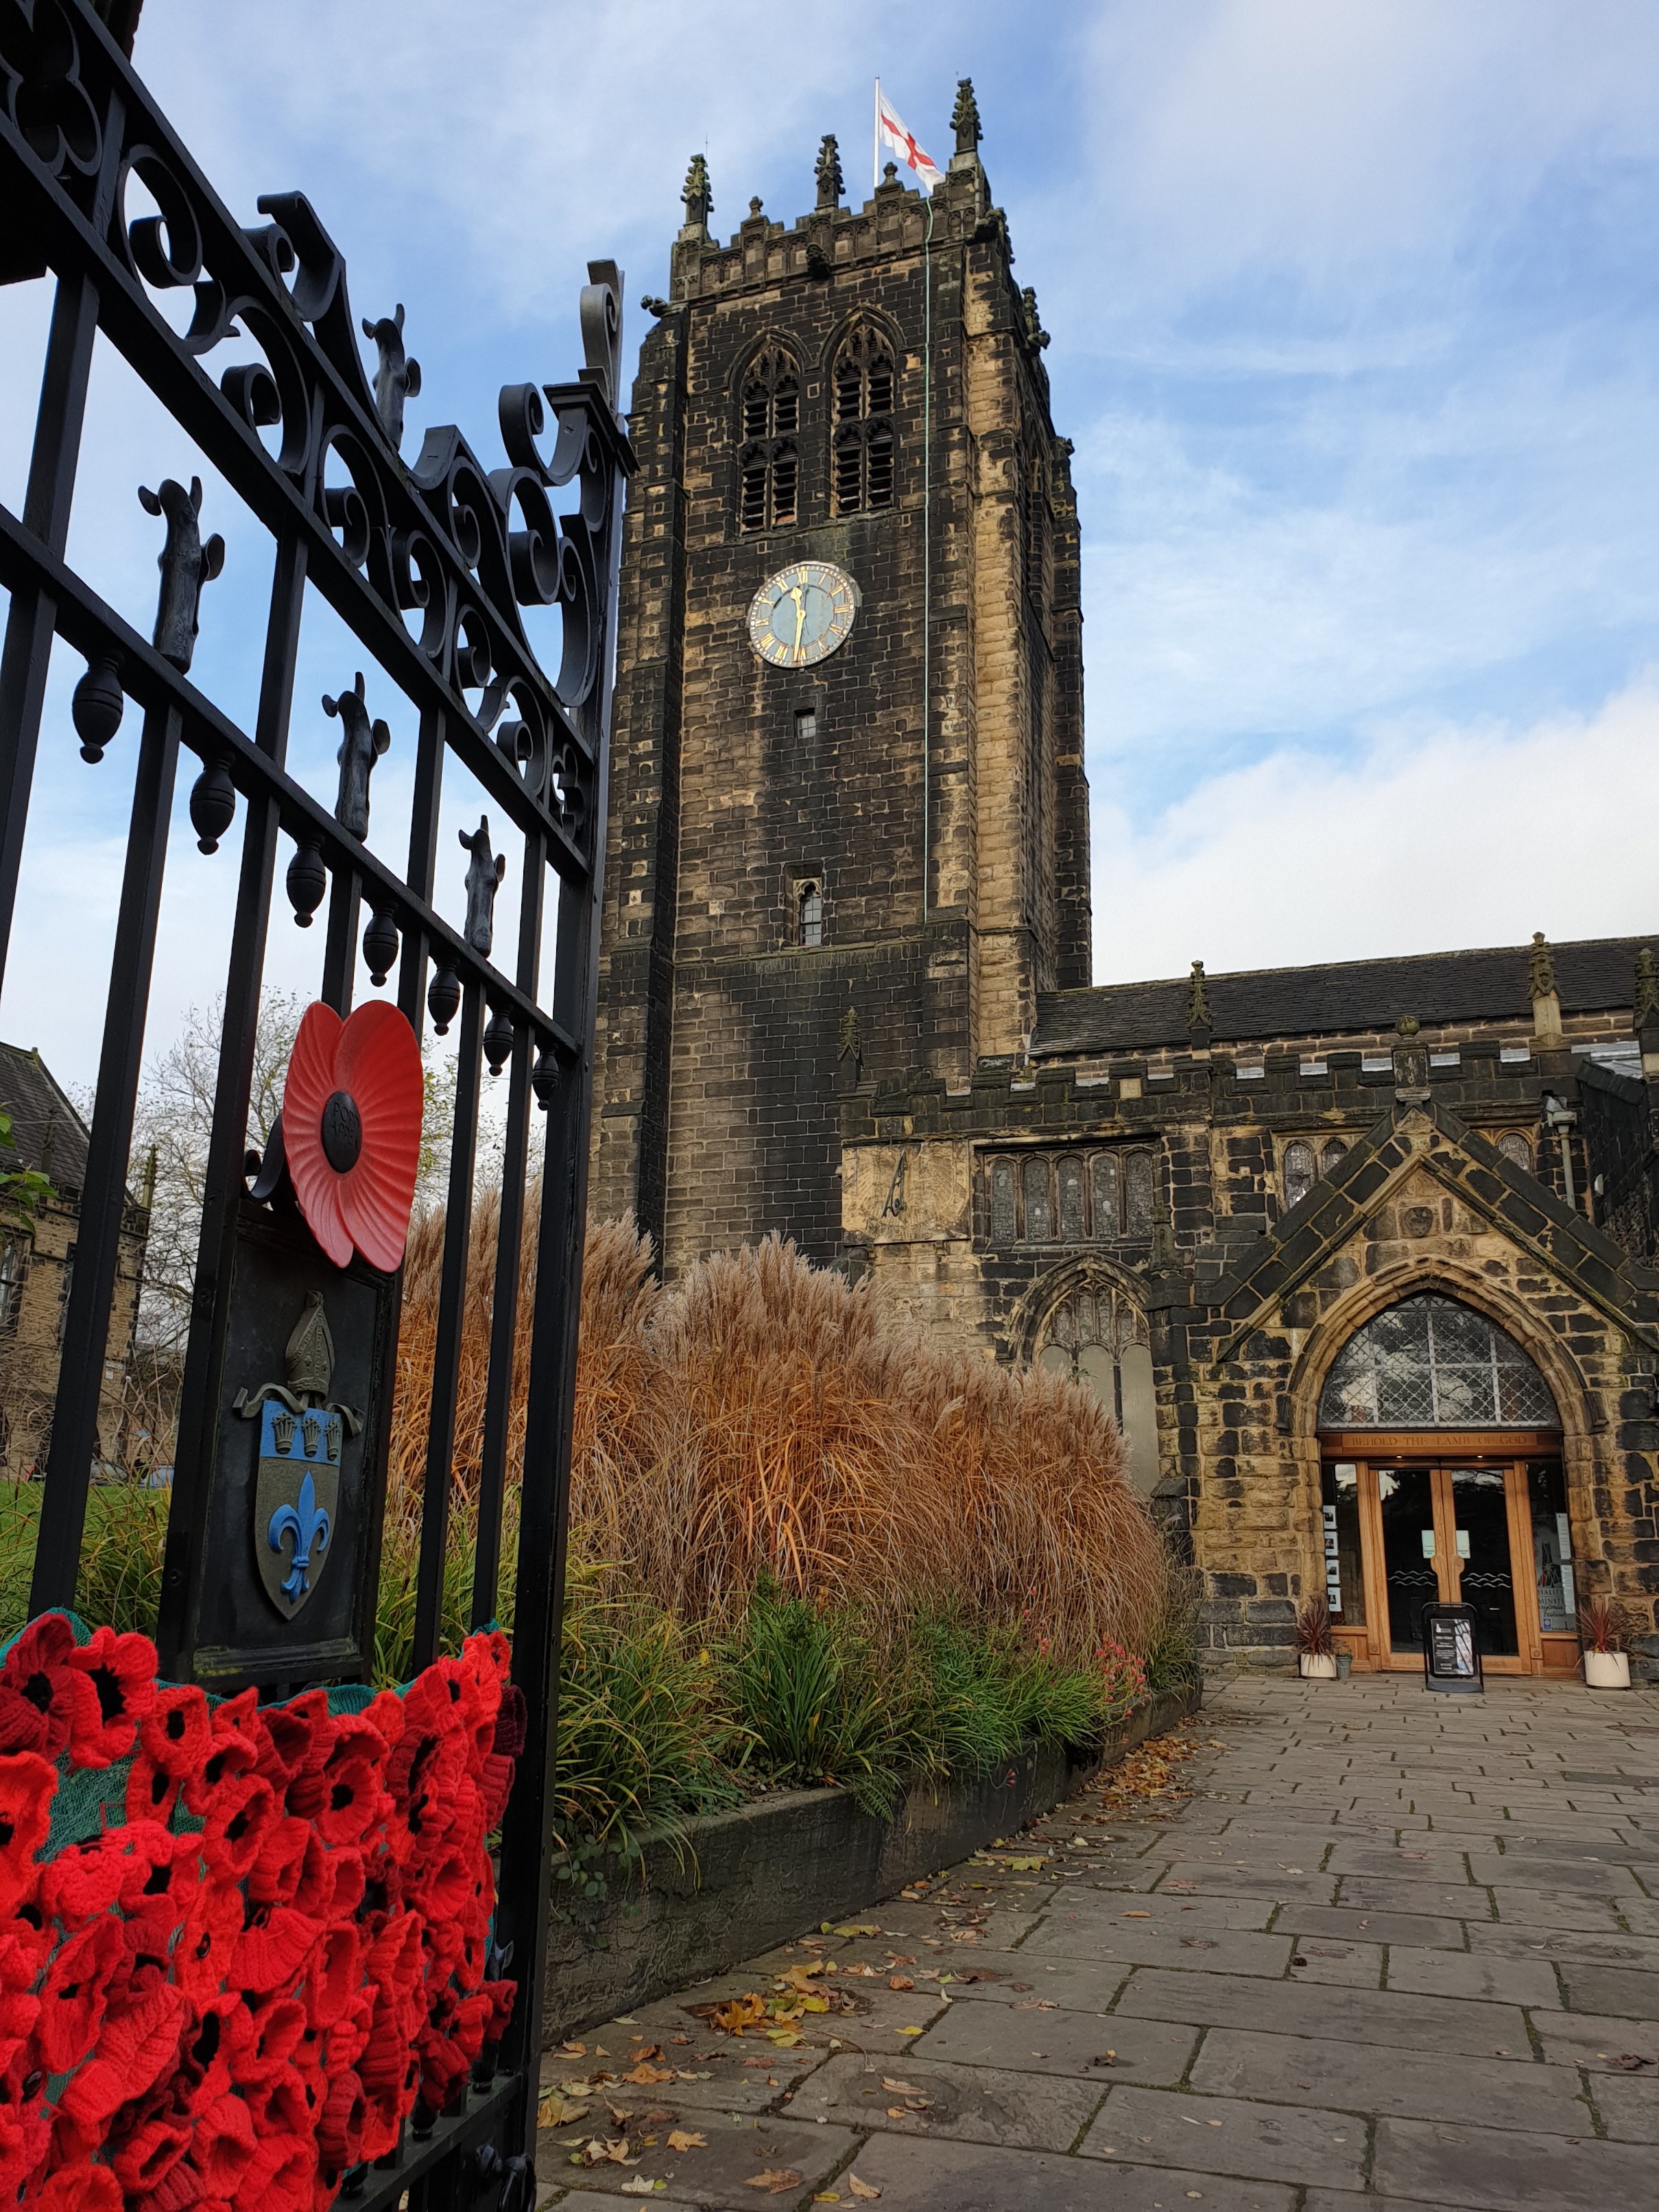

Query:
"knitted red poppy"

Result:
[[64, 1625, 157, 1767], [256, 1690, 333, 1794], [231, 1904, 320, 1998], [175, 1880, 243, 2006], [0, 1616, 93, 1759], [0, 1751, 55, 1912], [57, 1980, 188, 2130], [0, 2102, 53, 2203], [187, 2089, 259, 2196], [315, 2066, 366, 2173], [34, 2162, 121, 2212], [235, 2124, 314, 2212], [181, 1711, 259, 1822], [200, 1772, 277, 1885], [36, 1914, 125, 2073], [141, 1684, 213, 1776], [282, 999, 423, 1273], [108, 2110, 193, 2195], [247, 1816, 311, 1909], [301, 1923, 359, 2032]]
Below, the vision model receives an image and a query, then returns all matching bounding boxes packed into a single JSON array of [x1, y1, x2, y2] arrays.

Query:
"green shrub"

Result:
[[725, 1579, 919, 1818], [556, 1563, 744, 1850]]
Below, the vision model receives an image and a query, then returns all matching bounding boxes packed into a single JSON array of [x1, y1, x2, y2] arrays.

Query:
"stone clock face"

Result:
[[747, 560, 861, 669]]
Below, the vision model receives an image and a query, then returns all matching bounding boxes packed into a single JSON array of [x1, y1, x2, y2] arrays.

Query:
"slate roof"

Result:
[[0, 1043, 90, 1192], [1032, 934, 1653, 1060]]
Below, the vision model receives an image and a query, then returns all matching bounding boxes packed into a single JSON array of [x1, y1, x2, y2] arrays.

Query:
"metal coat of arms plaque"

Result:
[[235, 1290, 361, 1623]]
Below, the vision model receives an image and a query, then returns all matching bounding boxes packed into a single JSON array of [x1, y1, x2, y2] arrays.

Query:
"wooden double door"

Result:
[[1322, 1438, 1577, 1674]]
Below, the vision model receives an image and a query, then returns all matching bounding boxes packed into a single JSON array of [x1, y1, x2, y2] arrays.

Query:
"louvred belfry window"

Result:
[[738, 348, 800, 532], [832, 327, 896, 515]]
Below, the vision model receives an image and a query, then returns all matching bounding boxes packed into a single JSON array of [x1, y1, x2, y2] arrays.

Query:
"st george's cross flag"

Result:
[[875, 82, 944, 194]]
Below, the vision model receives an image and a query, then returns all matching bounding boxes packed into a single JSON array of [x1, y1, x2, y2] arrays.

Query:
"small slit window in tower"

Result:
[[795, 706, 817, 744], [797, 880, 823, 948]]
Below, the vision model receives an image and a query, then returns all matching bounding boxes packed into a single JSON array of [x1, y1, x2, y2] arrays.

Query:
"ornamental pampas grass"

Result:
[[385, 1200, 1168, 1667]]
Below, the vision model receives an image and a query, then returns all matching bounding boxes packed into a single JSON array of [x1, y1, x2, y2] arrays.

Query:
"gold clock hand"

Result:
[[788, 586, 807, 661]]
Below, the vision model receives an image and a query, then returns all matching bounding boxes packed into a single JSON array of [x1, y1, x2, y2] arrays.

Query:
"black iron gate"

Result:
[[0, 2, 629, 2203]]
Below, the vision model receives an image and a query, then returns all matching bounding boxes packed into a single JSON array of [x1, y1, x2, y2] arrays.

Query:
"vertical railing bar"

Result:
[[30, 698, 182, 1612], [396, 702, 446, 1032], [0, 278, 100, 992], [158, 534, 307, 1676], [411, 977, 484, 1671], [321, 863, 361, 1013], [499, 438, 623, 2104], [0, 75, 128, 988], [470, 825, 545, 1628]]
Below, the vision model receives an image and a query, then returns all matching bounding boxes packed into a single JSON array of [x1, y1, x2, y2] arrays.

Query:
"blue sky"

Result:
[[3, 0, 1659, 1089]]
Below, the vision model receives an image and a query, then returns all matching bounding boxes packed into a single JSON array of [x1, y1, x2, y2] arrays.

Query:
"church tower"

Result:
[[591, 87, 1089, 1270]]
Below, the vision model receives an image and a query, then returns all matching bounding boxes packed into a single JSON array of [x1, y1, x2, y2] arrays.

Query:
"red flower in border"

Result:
[[0, 1751, 55, 1912], [281, 999, 423, 1272], [201, 1772, 277, 1886], [35, 1914, 125, 2073], [34, 2164, 121, 2212]]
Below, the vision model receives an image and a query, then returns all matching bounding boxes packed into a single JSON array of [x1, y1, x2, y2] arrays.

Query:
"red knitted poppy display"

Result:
[[0, 1614, 519, 2205]]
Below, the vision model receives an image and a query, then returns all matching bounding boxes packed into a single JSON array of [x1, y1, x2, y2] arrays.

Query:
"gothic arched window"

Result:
[[1320, 1138, 1348, 1178], [1498, 1132, 1531, 1172], [831, 327, 896, 516], [1318, 1293, 1559, 1429], [1037, 1282, 1159, 1493], [1090, 1153, 1120, 1238], [1284, 1141, 1316, 1211], [796, 880, 823, 948], [738, 348, 800, 533]]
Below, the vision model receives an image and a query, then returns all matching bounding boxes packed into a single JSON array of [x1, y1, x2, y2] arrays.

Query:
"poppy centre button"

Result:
[[321, 1089, 363, 1171]]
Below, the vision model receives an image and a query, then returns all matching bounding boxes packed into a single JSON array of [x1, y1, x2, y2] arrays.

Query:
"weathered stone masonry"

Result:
[[590, 99, 1087, 1274]]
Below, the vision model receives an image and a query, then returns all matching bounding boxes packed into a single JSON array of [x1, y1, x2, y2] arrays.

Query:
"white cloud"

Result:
[[1090, 676, 1659, 984]]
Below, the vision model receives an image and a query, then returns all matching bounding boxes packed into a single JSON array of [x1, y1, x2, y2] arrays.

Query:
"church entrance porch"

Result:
[[1314, 1291, 1579, 1678], [1322, 1444, 1578, 1676]]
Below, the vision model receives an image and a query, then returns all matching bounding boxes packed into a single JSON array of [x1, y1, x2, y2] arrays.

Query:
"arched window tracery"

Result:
[[1036, 1281, 1159, 1493], [738, 347, 800, 532], [1283, 1141, 1316, 1211], [831, 327, 896, 516], [1317, 1293, 1559, 1429]]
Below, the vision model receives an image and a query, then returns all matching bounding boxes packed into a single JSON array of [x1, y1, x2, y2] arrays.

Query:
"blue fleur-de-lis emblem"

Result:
[[267, 1470, 331, 1602]]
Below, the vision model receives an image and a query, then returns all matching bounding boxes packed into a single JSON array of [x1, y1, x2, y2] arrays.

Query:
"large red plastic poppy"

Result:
[[283, 1001, 422, 1272]]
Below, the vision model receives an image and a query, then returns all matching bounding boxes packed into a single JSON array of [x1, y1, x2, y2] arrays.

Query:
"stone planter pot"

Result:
[[1584, 1650, 1632, 1689], [1299, 1653, 1339, 1680]]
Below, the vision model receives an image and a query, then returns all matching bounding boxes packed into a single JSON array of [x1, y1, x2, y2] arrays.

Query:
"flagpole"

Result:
[[873, 77, 881, 195]]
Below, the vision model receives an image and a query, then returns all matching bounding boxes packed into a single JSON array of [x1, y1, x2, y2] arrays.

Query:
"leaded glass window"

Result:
[[1283, 1141, 1315, 1211], [990, 1161, 1016, 1244], [1036, 1283, 1159, 1492], [1057, 1155, 1086, 1241], [1090, 1153, 1119, 1238], [1023, 1156, 1054, 1242], [1123, 1150, 1154, 1236], [1498, 1132, 1531, 1171], [1320, 1139, 1348, 1177], [1318, 1294, 1558, 1429]]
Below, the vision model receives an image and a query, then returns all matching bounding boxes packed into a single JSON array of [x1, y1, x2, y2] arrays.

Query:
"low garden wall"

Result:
[[542, 1682, 1200, 2041]]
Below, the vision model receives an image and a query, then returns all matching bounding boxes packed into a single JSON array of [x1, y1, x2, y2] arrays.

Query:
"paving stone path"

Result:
[[536, 1672, 1659, 2212]]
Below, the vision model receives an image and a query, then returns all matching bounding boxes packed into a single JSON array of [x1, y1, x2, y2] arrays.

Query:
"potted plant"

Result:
[[1296, 1596, 1338, 1680], [1579, 1597, 1632, 1689]]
